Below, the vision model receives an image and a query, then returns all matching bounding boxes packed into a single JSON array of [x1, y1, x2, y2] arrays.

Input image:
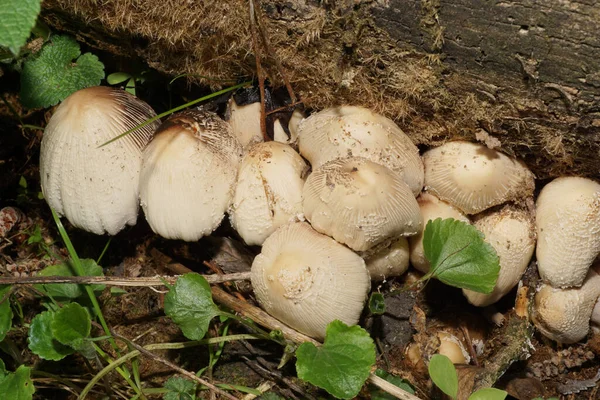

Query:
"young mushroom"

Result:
[[139, 110, 243, 241], [532, 263, 600, 344], [251, 222, 370, 340], [226, 97, 263, 149], [302, 157, 422, 252], [40, 86, 159, 235], [535, 176, 600, 288], [362, 237, 410, 280], [462, 206, 535, 307], [229, 141, 309, 246], [296, 105, 424, 195], [422, 141, 535, 214], [409, 193, 470, 273]]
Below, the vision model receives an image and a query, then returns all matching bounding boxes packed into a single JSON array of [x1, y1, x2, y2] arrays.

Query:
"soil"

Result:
[[2, 60, 600, 400]]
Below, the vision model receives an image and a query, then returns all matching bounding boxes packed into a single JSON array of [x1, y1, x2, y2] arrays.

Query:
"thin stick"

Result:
[[0, 272, 252, 286], [152, 249, 422, 400], [249, 0, 268, 141]]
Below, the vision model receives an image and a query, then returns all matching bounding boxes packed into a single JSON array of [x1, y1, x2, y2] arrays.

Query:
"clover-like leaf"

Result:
[[468, 388, 507, 400], [163, 376, 196, 400], [164, 274, 220, 340], [0, 0, 42, 55], [35, 259, 104, 300], [0, 365, 35, 400], [28, 310, 74, 361], [20, 35, 104, 108], [369, 369, 415, 400], [428, 354, 458, 399], [296, 320, 376, 399], [0, 286, 13, 341], [51, 303, 91, 351], [423, 218, 500, 294]]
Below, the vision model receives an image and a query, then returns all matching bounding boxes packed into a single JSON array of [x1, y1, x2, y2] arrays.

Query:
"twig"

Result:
[[151, 249, 422, 400], [0, 272, 252, 286], [248, 0, 268, 141]]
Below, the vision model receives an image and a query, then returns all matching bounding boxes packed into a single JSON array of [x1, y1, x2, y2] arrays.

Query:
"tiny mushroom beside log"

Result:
[[40, 86, 159, 235]]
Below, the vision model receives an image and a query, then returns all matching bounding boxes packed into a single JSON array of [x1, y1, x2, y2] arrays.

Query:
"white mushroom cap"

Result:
[[422, 141, 535, 214], [535, 177, 600, 288], [229, 141, 309, 246], [227, 97, 263, 149], [297, 106, 424, 195], [273, 109, 305, 145], [532, 264, 600, 344], [251, 222, 370, 340], [409, 193, 470, 273], [139, 110, 243, 241], [303, 157, 422, 252], [437, 331, 470, 364], [40, 86, 159, 235], [363, 237, 410, 280], [463, 206, 535, 307]]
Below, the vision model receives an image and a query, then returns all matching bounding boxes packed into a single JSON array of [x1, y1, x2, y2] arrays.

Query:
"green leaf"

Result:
[[0, 365, 35, 400], [428, 354, 458, 399], [164, 274, 220, 340], [106, 71, 131, 85], [164, 377, 196, 400], [369, 369, 414, 400], [35, 259, 104, 299], [28, 311, 74, 361], [0, 358, 7, 380], [51, 303, 91, 350], [0, 0, 42, 55], [423, 218, 500, 294], [0, 286, 13, 341], [368, 293, 386, 315], [296, 320, 376, 399], [257, 393, 285, 400], [468, 388, 507, 400], [20, 35, 105, 108]]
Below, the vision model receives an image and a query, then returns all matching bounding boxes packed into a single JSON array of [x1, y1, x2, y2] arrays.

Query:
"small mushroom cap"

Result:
[[532, 264, 600, 344], [463, 206, 536, 307], [273, 109, 305, 145], [409, 193, 470, 273], [229, 141, 309, 246], [363, 237, 410, 280], [140, 110, 243, 241], [297, 106, 424, 195], [422, 141, 535, 214], [251, 222, 370, 340], [536, 177, 600, 288], [303, 157, 422, 252], [227, 98, 263, 149], [437, 331, 470, 364], [40, 86, 159, 235]]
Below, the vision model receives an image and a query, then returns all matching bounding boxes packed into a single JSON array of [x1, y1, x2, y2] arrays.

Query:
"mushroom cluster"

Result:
[[40, 89, 600, 344]]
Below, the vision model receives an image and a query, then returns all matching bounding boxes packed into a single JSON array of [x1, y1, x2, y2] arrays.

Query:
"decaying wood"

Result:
[[40, 0, 600, 180]]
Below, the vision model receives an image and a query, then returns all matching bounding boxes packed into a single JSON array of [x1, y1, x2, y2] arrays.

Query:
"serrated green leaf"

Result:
[[296, 320, 376, 399], [0, 365, 35, 400], [368, 293, 385, 315], [51, 303, 91, 350], [164, 274, 220, 340], [0, 286, 13, 341], [20, 35, 105, 108], [428, 354, 458, 399], [369, 369, 414, 400], [35, 259, 104, 300], [28, 311, 74, 361], [423, 218, 500, 294], [106, 71, 131, 85], [0, 0, 42, 55], [468, 388, 507, 400], [164, 376, 196, 400]]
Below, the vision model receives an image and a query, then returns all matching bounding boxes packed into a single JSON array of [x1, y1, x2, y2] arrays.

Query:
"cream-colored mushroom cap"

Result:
[[297, 106, 424, 195], [422, 141, 535, 214], [273, 109, 305, 145], [437, 331, 470, 364], [303, 157, 422, 252], [229, 141, 309, 246], [251, 222, 370, 340], [40, 86, 159, 235], [140, 110, 243, 241], [532, 265, 600, 343], [536, 177, 600, 288], [226, 97, 263, 149], [363, 237, 410, 280], [409, 193, 470, 273], [463, 206, 535, 307], [591, 296, 600, 333]]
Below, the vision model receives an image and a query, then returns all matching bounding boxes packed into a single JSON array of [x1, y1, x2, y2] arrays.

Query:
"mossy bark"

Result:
[[41, 0, 600, 179]]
